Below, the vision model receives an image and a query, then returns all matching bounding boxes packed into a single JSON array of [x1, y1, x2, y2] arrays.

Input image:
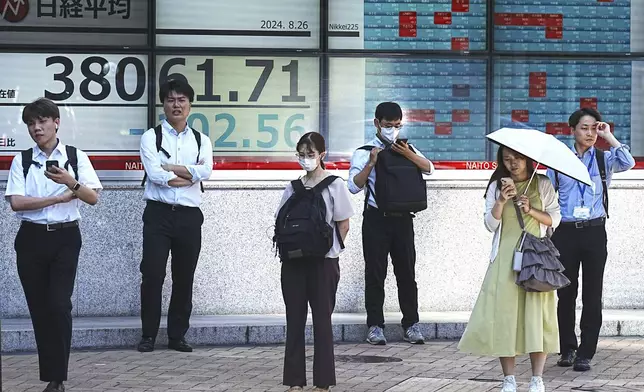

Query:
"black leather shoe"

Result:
[[574, 357, 591, 372], [557, 350, 576, 367], [43, 381, 65, 392], [137, 337, 155, 352], [168, 338, 193, 352]]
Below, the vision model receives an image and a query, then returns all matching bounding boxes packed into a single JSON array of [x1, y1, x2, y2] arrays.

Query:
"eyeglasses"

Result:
[[378, 121, 403, 130], [295, 153, 317, 159]]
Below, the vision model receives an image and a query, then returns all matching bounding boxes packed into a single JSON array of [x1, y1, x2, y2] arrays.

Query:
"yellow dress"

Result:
[[458, 179, 559, 356]]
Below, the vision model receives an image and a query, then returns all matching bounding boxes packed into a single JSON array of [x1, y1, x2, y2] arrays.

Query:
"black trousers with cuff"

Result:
[[281, 257, 340, 388], [552, 222, 608, 360], [140, 201, 204, 341], [362, 207, 419, 330], [15, 221, 82, 382]]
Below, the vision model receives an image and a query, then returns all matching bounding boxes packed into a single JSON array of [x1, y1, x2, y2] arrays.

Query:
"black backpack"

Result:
[[555, 149, 608, 218], [273, 175, 344, 262], [141, 124, 204, 192], [359, 144, 427, 213], [21, 145, 79, 181]]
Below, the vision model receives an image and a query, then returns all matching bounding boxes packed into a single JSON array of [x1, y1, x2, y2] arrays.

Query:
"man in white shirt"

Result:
[[348, 102, 434, 346], [137, 79, 213, 353], [5, 98, 102, 392]]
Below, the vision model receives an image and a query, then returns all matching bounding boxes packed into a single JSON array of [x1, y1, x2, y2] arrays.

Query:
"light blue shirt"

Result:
[[347, 137, 434, 208], [546, 144, 635, 222]]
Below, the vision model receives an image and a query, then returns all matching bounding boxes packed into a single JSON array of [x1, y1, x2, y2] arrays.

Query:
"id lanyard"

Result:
[[576, 149, 595, 207]]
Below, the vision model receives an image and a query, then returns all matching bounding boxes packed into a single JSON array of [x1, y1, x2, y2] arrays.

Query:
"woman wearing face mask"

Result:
[[458, 146, 561, 392], [275, 132, 355, 392]]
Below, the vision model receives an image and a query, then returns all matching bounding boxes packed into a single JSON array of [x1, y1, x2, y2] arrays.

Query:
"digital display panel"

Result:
[[155, 56, 319, 159], [0, 53, 148, 156], [329, 58, 487, 161], [329, 0, 486, 50], [493, 59, 632, 152], [156, 0, 319, 49], [494, 0, 644, 52], [0, 0, 147, 46]]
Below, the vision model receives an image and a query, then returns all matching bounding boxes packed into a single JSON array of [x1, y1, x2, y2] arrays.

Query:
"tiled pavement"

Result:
[[3, 338, 644, 391]]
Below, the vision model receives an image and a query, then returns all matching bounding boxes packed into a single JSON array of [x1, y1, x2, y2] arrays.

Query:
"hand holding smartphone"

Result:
[[500, 177, 517, 200], [45, 160, 59, 173]]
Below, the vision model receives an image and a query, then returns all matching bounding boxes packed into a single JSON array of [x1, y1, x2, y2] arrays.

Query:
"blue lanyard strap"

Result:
[[576, 149, 595, 207]]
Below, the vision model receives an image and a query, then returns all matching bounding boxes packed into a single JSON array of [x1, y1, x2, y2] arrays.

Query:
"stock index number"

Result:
[[45, 56, 146, 102], [158, 58, 306, 103]]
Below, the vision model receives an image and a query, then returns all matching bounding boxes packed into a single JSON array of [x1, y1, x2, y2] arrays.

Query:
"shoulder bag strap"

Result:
[[595, 149, 608, 218]]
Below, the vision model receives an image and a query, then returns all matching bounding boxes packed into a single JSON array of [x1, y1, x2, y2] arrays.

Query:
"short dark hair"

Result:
[[159, 79, 195, 103], [375, 102, 403, 122], [296, 132, 327, 169], [568, 108, 601, 128], [22, 98, 60, 124]]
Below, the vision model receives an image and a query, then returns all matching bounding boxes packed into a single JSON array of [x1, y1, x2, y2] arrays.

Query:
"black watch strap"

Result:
[[72, 182, 81, 191]]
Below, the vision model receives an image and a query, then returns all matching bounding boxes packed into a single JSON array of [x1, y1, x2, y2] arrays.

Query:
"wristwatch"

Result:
[[71, 182, 81, 191]]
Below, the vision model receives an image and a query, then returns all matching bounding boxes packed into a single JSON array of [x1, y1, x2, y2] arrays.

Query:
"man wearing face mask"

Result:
[[348, 102, 434, 345]]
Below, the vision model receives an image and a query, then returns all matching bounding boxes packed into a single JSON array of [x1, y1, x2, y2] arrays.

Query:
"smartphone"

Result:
[[396, 138, 409, 145], [501, 177, 514, 187], [45, 160, 59, 173]]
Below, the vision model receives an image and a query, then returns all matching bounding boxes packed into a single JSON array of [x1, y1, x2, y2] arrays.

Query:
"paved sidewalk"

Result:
[[3, 338, 644, 391]]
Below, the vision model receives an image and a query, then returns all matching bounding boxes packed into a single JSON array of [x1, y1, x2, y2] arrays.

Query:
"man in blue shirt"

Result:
[[546, 108, 635, 372]]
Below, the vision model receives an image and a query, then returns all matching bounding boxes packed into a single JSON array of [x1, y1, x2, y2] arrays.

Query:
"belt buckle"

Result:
[[574, 221, 584, 229], [46, 223, 55, 232]]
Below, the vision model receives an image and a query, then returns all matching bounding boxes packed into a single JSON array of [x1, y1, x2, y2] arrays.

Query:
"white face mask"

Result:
[[378, 123, 400, 143], [298, 157, 318, 172]]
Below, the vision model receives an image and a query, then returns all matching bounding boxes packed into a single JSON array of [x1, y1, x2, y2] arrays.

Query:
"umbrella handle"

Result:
[[523, 162, 541, 195]]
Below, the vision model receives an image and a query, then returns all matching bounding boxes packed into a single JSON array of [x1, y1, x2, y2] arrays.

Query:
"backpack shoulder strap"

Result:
[[190, 128, 205, 193], [21, 148, 36, 179], [310, 175, 346, 250], [291, 179, 306, 194], [142, 125, 170, 187], [313, 175, 339, 193], [595, 149, 609, 218], [155, 124, 170, 158], [554, 171, 560, 192], [64, 145, 79, 181], [359, 145, 375, 151]]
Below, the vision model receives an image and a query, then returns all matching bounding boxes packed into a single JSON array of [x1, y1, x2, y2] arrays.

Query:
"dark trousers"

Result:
[[140, 201, 203, 340], [15, 222, 82, 382], [281, 258, 340, 388], [362, 208, 419, 329], [552, 224, 608, 360]]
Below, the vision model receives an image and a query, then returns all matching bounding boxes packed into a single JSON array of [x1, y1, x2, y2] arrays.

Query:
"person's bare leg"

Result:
[[500, 357, 516, 376], [528, 352, 547, 391], [529, 352, 547, 376]]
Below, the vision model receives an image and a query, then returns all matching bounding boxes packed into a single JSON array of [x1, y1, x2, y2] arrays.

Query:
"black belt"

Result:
[[22, 220, 79, 232], [560, 217, 606, 229], [365, 204, 410, 218], [146, 200, 197, 211]]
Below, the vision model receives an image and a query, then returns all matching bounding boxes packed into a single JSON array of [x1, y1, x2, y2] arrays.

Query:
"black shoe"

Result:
[[44, 381, 65, 392], [557, 350, 576, 367], [137, 337, 155, 352], [573, 357, 591, 372], [168, 338, 193, 352]]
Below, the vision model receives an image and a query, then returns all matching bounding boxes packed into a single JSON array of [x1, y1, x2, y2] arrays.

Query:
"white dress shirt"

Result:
[[347, 137, 434, 208], [140, 120, 213, 207], [4, 141, 102, 224]]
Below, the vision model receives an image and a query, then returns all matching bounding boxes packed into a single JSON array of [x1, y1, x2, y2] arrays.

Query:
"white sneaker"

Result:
[[501, 375, 517, 392], [528, 376, 545, 392]]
